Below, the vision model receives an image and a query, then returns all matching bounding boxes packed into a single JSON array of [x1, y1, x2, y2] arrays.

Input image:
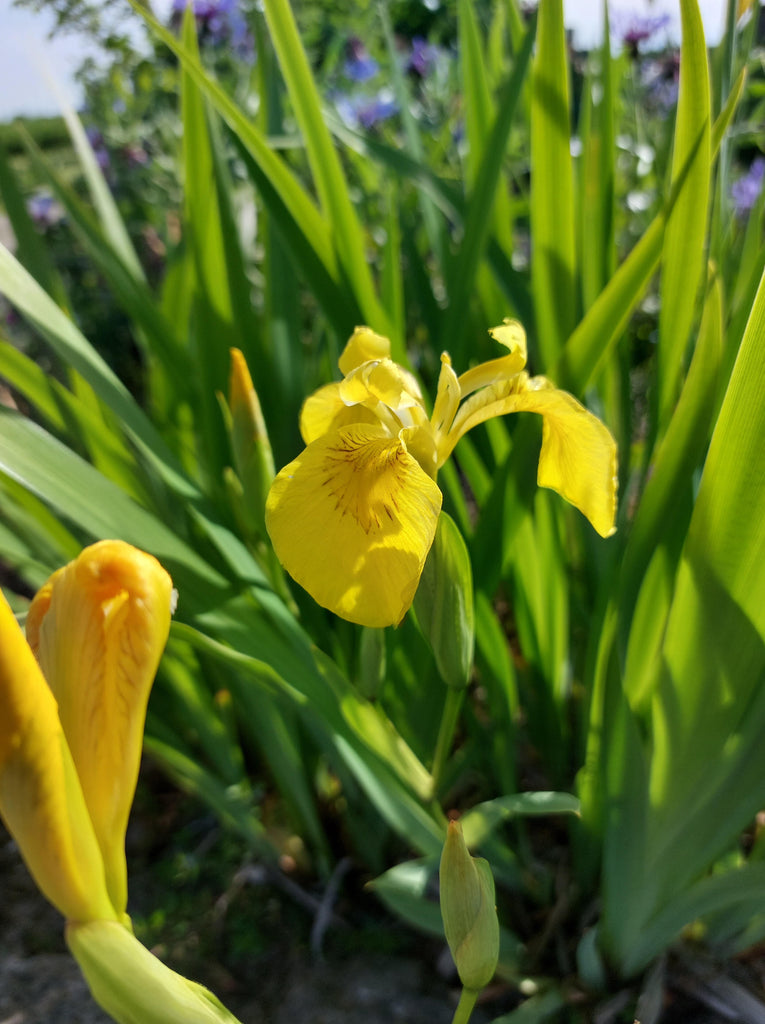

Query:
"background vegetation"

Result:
[[1, 0, 765, 1020]]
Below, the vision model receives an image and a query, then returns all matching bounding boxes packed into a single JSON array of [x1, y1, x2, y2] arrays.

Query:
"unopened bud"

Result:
[[413, 512, 474, 690], [439, 820, 499, 991]]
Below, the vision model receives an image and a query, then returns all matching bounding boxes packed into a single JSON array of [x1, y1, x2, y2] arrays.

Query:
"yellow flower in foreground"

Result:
[[0, 540, 173, 923], [266, 322, 618, 628], [0, 541, 245, 1024]]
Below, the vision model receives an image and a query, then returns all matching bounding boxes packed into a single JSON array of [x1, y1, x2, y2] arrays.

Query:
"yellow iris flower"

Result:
[[266, 321, 618, 628], [0, 542, 242, 1023]]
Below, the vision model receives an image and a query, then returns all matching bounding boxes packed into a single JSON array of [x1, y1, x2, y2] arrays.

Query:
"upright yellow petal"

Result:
[[457, 320, 528, 399], [266, 425, 442, 627], [338, 326, 391, 375], [26, 541, 174, 917], [0, 591, 116, 923]]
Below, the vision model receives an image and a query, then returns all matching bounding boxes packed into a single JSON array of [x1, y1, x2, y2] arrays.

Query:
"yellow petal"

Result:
[[341, 359, 424, 414], [443, 377, 617, 537], [430, 353, 461, 443], [26, 541, 174, 917], [338, 326, 391, 375], [300, 381, 381, 445], [523, 379, 617, 537], [266, 425, 442, 627], [0, 591, 116, 922]]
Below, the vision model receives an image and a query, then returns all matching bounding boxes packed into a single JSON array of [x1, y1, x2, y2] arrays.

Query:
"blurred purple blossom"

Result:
[[614, 11, 671, 55], [86, 126, 111, 172], [407, 37, 437, 77], [334, 90, 398, 130], [344, 38, 379, 82], [172, 0, 251, 56], [641, 52, 680, 111], [26, 191, 65, 230], [359, 94, 398, 129], [731, 157, 765, 218]]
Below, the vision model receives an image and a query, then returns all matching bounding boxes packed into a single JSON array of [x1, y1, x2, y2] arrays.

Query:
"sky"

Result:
[[0, 0, 731, 123]]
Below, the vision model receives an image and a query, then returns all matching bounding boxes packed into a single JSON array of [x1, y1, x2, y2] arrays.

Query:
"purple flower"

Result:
[[358, 93, 398, 129], [26, 191, 65, 230], [614, 11, 671, 56], [172, 0, 251, 55], [333, 90, 398, 130], [85, 126, 111, 172], [731, 157, 765, 218], [344, 38, 379, 82], [407, 37, 437, 78]]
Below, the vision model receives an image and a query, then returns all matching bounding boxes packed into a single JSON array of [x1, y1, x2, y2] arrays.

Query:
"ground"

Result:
[[4, 770, 765, 1024]]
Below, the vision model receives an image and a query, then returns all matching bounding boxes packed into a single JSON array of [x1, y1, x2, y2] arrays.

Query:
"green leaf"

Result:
[[530, 0, 577, 366], [0, 242, 199, 500], [620, 269, 724, 698], [650, 260, 765, 805], [56, 85, 144, 282], [442, 11, 536, 361], [553, 66, 744, 394], [0, 408, 230, 612], [127, 0, 339, 289], [0, 142, 69, 309], [260, 0, 391, 339], [460, 791, 580, 848], [657, 0, 712, 429]]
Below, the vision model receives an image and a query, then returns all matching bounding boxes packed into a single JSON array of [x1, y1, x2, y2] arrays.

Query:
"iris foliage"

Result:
[[1, 0, 765, 1016]]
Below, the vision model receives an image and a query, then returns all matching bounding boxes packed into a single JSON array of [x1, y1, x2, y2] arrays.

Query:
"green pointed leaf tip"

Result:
[[439, 820, 499, 991], [413, 512, 475, 690]]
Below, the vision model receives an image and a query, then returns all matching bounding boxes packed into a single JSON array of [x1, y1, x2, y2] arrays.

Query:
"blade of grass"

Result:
[[656, 0, 712, 431], [127, 0, 339, 286], [0, 407, 230, 611], [441, 11, 536, 361], [0, 241, 199, 498], [530, 0, 577, 367], [553, 66, 744, 394], [261, 0, 392, 339]]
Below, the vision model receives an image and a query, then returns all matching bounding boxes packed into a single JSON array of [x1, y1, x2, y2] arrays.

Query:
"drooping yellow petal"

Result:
[[443, 377, 617, 537], [266, 425, 442, 627], [338, 326, 391, 375], [26, 541, 174, 917], [0, 591, 116, 923], [528, 381, 617, 537]]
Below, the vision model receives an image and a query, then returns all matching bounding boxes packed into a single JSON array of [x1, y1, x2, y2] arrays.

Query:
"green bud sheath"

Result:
[[413, 512, 475, 690], [439, 820, 499, 991], [67, 920, 243, 1024]]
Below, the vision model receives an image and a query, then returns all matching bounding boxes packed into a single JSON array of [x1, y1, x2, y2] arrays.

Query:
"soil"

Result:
[[0, 786, 496, 1024], [4, 774, 765, 1024]]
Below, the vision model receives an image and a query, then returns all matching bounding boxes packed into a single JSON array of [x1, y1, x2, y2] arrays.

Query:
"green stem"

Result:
[[431, 687, 464, 798], [450, 987, 478, 1024]]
